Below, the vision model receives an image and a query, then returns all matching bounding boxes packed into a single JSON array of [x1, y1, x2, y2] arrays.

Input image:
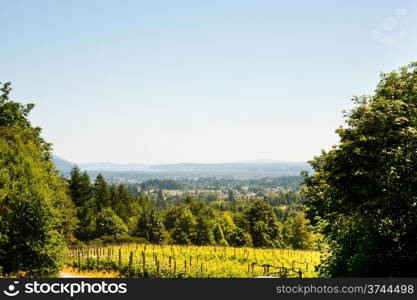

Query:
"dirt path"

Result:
[[59, 271, 90, 278]]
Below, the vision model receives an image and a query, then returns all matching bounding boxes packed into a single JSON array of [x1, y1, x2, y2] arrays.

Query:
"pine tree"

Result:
[[93, 174, 111, 211]]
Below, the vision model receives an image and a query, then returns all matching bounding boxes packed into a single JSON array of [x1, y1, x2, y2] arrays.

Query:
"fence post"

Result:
[[128, 251, 133, 277], [142, 251, 146, 277]]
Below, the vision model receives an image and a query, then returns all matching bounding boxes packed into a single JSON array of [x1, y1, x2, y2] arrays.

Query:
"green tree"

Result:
[[170, 208, 197, 245], [68, 167, 96, 239], [228, 227, 252, 247], [135, 206, 165, 243], [194, 215, 215, 245], [283, 213, 315, 250], [0, 128, 71, 276], [93, 174, 111, 211], [113, 184, 135, 224], [69, 167, 92, 206], [95, 208, 128, 238], [0, 82, 49, 153], [0, 82, 76, 276], [245, 200, 283, 247], [303, 62, 417, 276], [156, 189, 167, 210]]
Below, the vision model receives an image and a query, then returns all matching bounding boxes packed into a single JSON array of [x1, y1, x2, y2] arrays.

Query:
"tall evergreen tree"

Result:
[[156, 189, 167, 210], [93, 174, 111, 211], [69, 167, 93, 207]]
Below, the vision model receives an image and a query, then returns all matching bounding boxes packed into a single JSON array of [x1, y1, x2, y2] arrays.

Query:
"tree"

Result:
[[227, 189, 236, 211], [194, 215, 215, 245], [0, 82, 35, 128], [302, 62, 417, 276], [0, 82, 49, 153], [170, 208, 197, 245], [95, 208, 128, 238], [0, 128, 71, 276], [283, 213, 315, 250], [245, 200, 283, 247], [69, 167, 93, 207], [228, 227, 252, 247], [135, 206, 165, 243], [0, 82, 76, 276], [112, 184, 135, 224], [93, 174, 111, 211], [156, 189, 167, 210], [68, 167, 96, 239]]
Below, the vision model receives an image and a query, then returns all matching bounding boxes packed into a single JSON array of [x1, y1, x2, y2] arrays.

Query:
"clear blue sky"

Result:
[[1, 0, 416, 163]]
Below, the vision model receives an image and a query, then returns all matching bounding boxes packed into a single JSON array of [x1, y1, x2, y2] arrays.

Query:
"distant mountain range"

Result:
[[52, 156, 77, 174], [52, 156, 151, 173], [52, 155, 312, 179]]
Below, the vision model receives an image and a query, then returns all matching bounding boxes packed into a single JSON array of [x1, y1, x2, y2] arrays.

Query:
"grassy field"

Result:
[[66, 243, 322, 278]]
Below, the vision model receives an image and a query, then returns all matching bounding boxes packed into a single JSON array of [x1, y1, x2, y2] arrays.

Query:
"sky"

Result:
[[1, 0, 417, 164]]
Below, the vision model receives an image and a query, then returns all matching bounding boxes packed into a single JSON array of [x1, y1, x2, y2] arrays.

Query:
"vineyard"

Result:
[[66, 244, 322, 278]]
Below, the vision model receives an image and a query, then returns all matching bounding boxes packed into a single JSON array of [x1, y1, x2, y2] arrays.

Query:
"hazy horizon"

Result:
[[2, 1, 417, 164], [54, 154, 309, 165]]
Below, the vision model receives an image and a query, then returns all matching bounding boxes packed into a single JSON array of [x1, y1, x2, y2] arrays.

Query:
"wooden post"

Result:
[[128, 251, 133, 277], [142, 251, 146, 276], [77, 250, 81, 272]]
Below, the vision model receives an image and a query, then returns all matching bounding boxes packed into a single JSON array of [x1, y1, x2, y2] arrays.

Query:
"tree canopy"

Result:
[[303, 62, 417, 277]]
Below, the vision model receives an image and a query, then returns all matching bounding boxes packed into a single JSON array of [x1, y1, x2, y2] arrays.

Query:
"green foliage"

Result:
[[0, 82, 77, 277], [0, 82, 34, 129], [282, 213, 315, 250], [245, 200, 283, 247], [93, 174, 111, 211], [155, 189, 167, 210], [228, 227, 253, 247], [303, 62, 417, 277], [95, 208, 128, 238], [0, 128, 71, 276], [112, 184, 134, 223], [170, 208, 197, 244], [135, 205, 165, 243], [140, 179, 184, 190], [69, 167, 93, 207]]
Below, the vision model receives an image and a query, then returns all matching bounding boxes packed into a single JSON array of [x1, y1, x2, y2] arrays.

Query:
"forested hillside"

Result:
[[67, 167, 318, 250]]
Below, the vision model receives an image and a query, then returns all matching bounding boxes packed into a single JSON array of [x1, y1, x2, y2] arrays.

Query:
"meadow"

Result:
[[66, 243, 322, 278]]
